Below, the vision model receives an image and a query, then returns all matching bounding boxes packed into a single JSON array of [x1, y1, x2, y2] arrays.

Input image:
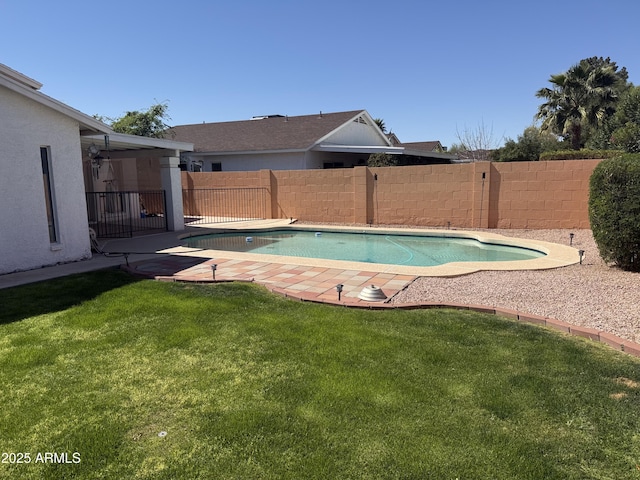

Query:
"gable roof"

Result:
[[399, 141, 444, 152], [167, 110, 371, 153]]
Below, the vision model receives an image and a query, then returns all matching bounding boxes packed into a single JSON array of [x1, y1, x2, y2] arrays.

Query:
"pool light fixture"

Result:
[[336, 284, 343, 301]]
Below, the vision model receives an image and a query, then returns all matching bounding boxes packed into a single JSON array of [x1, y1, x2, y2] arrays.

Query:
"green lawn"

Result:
[[1, 269, 640, 479]]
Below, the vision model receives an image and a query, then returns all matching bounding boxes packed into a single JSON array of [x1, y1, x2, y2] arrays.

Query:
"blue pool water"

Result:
[[184, 229, 545, 267]]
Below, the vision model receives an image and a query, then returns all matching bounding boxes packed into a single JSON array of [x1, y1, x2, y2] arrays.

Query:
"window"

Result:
[[40, 147, 58, 243], [210, 163, 222, 172], [323, 162, 344, 169]]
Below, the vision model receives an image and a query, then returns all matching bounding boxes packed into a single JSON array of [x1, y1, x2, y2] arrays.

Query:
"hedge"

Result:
[[540, 149, 624, 161], [588, 153, 640, 271]]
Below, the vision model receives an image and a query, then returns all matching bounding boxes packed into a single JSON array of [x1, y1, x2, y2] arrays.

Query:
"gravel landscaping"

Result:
[[391, 229, 640, 343]]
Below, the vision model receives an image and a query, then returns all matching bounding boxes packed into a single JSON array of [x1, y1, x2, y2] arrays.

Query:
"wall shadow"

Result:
[[0, 268, 142, 325]]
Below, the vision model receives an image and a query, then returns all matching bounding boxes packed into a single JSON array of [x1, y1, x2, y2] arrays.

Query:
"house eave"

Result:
[[313, 144, 404, 154], [188, 147, 307, 157], [313, 144, 457, 160], [401, 148, 458, 160], [82, 132, 194, 153], [0, 71, 111, 135]]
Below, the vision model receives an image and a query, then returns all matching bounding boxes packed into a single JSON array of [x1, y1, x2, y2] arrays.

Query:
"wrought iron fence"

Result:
[[182, 188, 268, 225], [86, 190, 167, 238]]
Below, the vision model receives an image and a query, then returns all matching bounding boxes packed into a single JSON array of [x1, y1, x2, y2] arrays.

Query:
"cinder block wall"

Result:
[[182, 159, 601, 229], [181, 171, 266, 218], [368, 164, 478, 228], [489, 160, 600, 229], [269, 168, 357, 222]]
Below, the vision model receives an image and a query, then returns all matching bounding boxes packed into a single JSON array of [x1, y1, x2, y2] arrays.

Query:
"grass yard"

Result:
[[1, 269, 640, 479]]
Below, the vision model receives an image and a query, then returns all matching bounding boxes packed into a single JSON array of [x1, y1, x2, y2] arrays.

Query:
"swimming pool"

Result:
[[183, 229, 545, 267]]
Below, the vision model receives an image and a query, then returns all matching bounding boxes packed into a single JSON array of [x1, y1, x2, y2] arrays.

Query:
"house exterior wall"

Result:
[[0, 86, 91, 274], [188, 151, 307, 172], [187, 149, 373, 172], [322, 118, 387, 146], [179, 112, 388, 172], [182, 159, 600, 229]]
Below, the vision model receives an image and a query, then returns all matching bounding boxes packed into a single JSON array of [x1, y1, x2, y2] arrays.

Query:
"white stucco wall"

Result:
[[0, 86, 91, 274], [195, 151, 308, 172], [322, 118, 388, 146]]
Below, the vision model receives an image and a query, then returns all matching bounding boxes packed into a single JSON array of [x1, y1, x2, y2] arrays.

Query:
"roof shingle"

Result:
[[167, 110, 365, 153]]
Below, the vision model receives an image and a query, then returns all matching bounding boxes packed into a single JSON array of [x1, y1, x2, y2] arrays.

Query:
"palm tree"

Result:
[[535, 59, 625, 150], [373, 118, 387, 134]]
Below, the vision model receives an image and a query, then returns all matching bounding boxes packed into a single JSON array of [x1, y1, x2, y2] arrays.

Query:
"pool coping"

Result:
[[167, 223, 580, 277]]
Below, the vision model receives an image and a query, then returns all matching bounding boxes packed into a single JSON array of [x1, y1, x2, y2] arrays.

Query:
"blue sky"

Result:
[[2, 0, 639, 148]]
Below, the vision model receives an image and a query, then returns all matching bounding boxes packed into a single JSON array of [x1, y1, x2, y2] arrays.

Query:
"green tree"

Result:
[[535, 57, 628, 150], [373, 118, 387, 133], [367, 152, 399, 166], [96, 102, 171, 138], [493, 126, 562, 162], [611, 86, 640, 152]]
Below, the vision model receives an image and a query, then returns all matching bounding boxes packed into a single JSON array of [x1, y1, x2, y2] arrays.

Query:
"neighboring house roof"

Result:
[[167, 110, 380, 153], [399, 141, 444, 152], [387, 132, 401, 146]]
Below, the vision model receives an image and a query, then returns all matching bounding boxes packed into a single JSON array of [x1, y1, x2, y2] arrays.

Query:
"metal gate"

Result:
[[182, 188, 267, 225], [86, 190, 167, 238]]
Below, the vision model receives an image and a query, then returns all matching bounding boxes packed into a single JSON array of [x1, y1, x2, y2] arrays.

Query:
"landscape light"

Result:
[[569, 233, 574, 245], [336, 284, 344, 301], [579, 250, 585, 265], [211, 264, 217, 280]]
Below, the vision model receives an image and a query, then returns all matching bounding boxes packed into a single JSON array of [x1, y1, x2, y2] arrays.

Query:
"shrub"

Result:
[[611, 122, 640, 153], [540, 149, 623, 161], [492, 126, 563, 162], [588, 154, 640, 271], [367, 152, 400, 167]]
